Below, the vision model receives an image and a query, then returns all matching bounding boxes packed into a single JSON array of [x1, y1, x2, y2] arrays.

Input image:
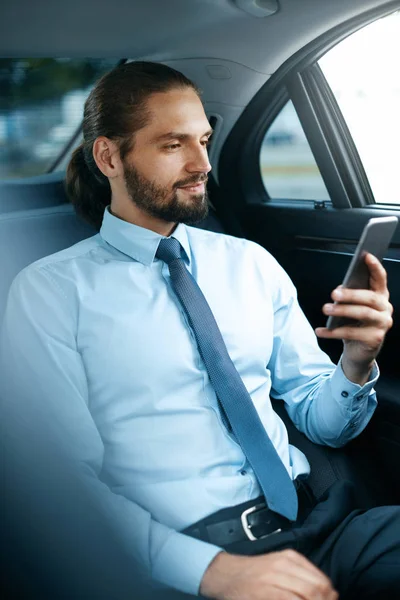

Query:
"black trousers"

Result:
[[219, 480, 400, 600]]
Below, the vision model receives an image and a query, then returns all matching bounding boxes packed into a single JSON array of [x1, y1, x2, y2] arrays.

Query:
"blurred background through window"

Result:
[[0, 59, 117, 179], [260, 10, 399, 205]]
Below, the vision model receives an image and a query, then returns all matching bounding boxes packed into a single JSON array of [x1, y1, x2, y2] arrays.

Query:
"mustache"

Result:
[[174, 175, 208, 189]]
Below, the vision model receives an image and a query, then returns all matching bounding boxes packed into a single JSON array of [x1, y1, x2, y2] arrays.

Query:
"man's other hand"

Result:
[[200, 549, 338, 600], [315, 252, 393, 385]]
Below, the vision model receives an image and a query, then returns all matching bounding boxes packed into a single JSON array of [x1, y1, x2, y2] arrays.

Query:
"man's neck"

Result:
[[109, 205, 177, 237]]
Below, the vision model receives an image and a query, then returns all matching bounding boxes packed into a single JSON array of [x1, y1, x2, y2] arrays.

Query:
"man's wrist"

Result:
[[200, 551, 242, 599], [341, 353, 375, 386]]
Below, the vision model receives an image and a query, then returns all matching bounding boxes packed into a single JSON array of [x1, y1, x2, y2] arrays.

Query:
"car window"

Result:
[[319, 10, 400, 205], [0, 59, 118, 180], [259, 100, 330, 201]]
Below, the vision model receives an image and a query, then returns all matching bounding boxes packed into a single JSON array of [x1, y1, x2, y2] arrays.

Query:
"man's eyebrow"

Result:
[[153, 128, 214, 142]]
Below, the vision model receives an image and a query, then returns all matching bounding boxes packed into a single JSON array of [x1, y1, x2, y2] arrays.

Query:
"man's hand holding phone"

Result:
[[315, 252, 393, 385], [314, 216, 397, 385]]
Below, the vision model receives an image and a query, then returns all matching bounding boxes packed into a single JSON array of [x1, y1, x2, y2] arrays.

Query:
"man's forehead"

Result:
[[143, 89, 210, 136]]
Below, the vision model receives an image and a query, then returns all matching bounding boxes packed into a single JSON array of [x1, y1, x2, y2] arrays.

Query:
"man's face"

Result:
[[121, 87, 212, 225]]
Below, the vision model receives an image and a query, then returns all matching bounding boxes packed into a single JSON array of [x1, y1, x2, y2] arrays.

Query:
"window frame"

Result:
[[287, 64, 375, 209], [220, 1, 400, 214]]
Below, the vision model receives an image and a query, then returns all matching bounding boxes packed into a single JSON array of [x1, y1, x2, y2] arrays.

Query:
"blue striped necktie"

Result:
[[156, 237, 298, 521]]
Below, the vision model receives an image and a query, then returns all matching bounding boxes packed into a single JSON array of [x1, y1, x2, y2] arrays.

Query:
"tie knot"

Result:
[[156, 237, 182, 265]]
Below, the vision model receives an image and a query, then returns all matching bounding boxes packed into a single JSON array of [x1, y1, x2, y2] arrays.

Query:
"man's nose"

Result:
[[185, 146, 212, 174]]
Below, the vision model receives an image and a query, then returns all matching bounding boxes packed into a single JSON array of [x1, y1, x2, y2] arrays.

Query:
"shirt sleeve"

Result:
[[264, 252, 378, 447], [0, 265, 222, 596]]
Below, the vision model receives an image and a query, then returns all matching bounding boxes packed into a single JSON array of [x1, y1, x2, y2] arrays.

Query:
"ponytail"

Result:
[[65, 145, 111, 232]]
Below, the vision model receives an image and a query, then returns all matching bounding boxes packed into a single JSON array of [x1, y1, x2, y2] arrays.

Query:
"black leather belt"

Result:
[[182, 479, 315, 547]]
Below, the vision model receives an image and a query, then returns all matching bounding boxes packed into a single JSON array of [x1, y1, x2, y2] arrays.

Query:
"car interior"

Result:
[[1, 0, 400, 595]]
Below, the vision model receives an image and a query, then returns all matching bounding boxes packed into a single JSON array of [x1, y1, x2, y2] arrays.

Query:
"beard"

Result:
[[123, 162, 209, 225]]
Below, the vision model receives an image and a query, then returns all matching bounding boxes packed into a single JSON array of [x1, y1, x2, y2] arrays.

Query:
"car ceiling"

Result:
[[0, 0, 395, 177], [0, 0, 389, 67]]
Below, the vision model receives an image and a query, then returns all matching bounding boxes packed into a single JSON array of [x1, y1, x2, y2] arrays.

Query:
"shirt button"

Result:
[[356, 394, 365, 401], [240, 469, 247, 476], [341, 391, 349, 398]]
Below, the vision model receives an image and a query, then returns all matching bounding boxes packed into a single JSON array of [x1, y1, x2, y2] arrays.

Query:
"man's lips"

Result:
[[177, 182, 205, 193]]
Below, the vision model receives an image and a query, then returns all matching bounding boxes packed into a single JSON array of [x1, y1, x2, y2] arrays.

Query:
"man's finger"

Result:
[[322, 304, 389, 325], [271, 554, 338, 600], [268, 582, 304, 600], [365, 253, 388, 295], [283, 550, 334, 582], [268, 572, 334, 600], [274, 561, 335, 594], [316, 325, 385, 346], [330, 288, 388, 311]]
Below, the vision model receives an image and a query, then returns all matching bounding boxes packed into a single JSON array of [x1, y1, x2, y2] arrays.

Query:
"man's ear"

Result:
[[93, 137, 123, 179]]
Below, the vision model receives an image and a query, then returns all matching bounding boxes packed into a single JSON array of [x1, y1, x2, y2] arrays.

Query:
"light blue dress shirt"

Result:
[[0, 206, 378, 595]]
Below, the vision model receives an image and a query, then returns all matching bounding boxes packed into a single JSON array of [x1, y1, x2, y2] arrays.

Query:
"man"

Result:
[[0, 62, 397, 600]]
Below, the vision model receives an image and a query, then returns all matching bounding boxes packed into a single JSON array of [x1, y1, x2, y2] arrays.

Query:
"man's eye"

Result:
[[202, 138, 212, 146], [165, 143, 181, 150]]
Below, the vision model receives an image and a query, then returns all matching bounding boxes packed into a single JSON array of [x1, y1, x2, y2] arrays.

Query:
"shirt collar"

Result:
[[99, 206, 191, 266]]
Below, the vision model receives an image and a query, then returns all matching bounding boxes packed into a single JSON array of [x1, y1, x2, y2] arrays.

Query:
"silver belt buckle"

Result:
[[240, 504, 282, 541]]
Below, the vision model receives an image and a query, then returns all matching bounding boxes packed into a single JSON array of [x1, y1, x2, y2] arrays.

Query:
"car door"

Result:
[[217, 4, 400, 499]]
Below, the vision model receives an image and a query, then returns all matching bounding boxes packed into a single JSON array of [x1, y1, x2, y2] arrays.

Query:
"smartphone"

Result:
[[326, 216, 398, 330]]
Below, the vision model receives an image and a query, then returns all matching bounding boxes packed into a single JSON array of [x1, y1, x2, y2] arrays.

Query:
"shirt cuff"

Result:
[[151, 526, 223, 596], [333, 356, 379, 404]]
